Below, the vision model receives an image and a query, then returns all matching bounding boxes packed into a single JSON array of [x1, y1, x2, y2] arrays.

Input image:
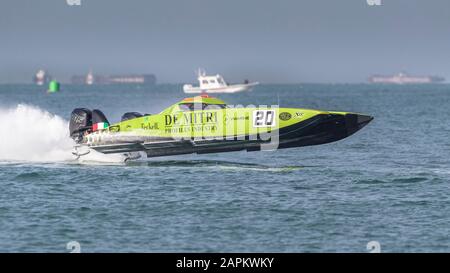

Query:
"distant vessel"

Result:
[[71, 71, 156, 85], [368, 72, 445, 84], [86, 70, 95, 85], [33, 69, 52, 86], [183, 69, 259, 94]]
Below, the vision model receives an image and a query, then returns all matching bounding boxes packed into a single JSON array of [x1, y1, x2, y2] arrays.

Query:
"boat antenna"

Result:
[[197, 68, 206, 77]]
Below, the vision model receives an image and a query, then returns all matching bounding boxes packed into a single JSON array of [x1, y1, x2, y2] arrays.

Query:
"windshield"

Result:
[[178, 103, 227, 111]]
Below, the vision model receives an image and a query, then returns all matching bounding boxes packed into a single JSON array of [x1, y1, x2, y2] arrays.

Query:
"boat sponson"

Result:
[[277, 113, 373, 149]]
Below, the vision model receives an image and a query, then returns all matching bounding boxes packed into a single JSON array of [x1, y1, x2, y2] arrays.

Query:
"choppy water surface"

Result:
[[0, 84, 449, 252]]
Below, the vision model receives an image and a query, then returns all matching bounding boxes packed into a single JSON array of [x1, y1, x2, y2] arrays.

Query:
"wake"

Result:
[[0, 104, 75, 162], [0, 104, 139, 164], [0, 105, 76, 162]]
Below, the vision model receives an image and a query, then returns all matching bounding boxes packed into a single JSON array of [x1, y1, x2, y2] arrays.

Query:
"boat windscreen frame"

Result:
[[178, 103, 227, 111]]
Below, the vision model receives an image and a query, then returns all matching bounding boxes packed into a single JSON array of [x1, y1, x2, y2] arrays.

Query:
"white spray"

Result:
[[0, 104, 75, 162]]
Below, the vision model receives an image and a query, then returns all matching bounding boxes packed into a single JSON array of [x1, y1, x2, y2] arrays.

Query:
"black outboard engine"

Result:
[[91, 109, 110, 132], [92, 109, 110, 125], [121, 112, 143, 122], [69, 108, 92, 143]]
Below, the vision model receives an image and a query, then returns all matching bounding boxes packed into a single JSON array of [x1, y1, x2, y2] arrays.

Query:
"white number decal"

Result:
[[253, 110, 276, 127]]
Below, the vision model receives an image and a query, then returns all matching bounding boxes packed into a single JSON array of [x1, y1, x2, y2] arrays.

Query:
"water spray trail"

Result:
[[0, 104, 75, 162]]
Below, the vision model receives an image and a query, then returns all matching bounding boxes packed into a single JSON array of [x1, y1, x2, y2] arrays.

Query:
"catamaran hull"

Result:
[[84, 113, 372, 158], [70, 95, 373, 161]]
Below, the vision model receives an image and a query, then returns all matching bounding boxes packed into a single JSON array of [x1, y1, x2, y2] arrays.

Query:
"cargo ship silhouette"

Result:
[[368, 72, 445, 84], [71, 71, 156, 85]]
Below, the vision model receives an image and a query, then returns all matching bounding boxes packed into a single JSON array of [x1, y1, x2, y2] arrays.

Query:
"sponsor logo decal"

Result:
[[279, 112, 292, 121], [164, 111, 218, 134], [141, 122, 159, 130], [72, 113, 85, 124], [165, 124, 217, 134], [165, 112, 218, 126], [225, 114, 249, 124]]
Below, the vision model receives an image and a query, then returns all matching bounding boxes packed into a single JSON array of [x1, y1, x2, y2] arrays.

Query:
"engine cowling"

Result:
[[69, 108, 92, 142]]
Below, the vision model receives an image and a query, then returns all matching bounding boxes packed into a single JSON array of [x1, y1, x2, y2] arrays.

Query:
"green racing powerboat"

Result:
[[69, 95, 373, 160]]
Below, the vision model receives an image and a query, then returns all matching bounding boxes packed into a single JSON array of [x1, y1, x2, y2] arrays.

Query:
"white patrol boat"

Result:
[[183, 69, 259, 94]]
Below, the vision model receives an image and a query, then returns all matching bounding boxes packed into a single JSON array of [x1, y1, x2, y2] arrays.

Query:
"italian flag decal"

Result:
[[92, 122, 108, 131]]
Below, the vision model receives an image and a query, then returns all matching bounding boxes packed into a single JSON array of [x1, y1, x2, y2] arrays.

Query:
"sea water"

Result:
[[0, 83, 449, 252]]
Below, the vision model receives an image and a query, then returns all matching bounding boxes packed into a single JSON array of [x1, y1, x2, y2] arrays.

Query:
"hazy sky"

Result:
[[1, 0, 449, 83]]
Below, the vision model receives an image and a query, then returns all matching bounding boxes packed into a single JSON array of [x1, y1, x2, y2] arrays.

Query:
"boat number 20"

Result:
[[253, 110, 276, 127]]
